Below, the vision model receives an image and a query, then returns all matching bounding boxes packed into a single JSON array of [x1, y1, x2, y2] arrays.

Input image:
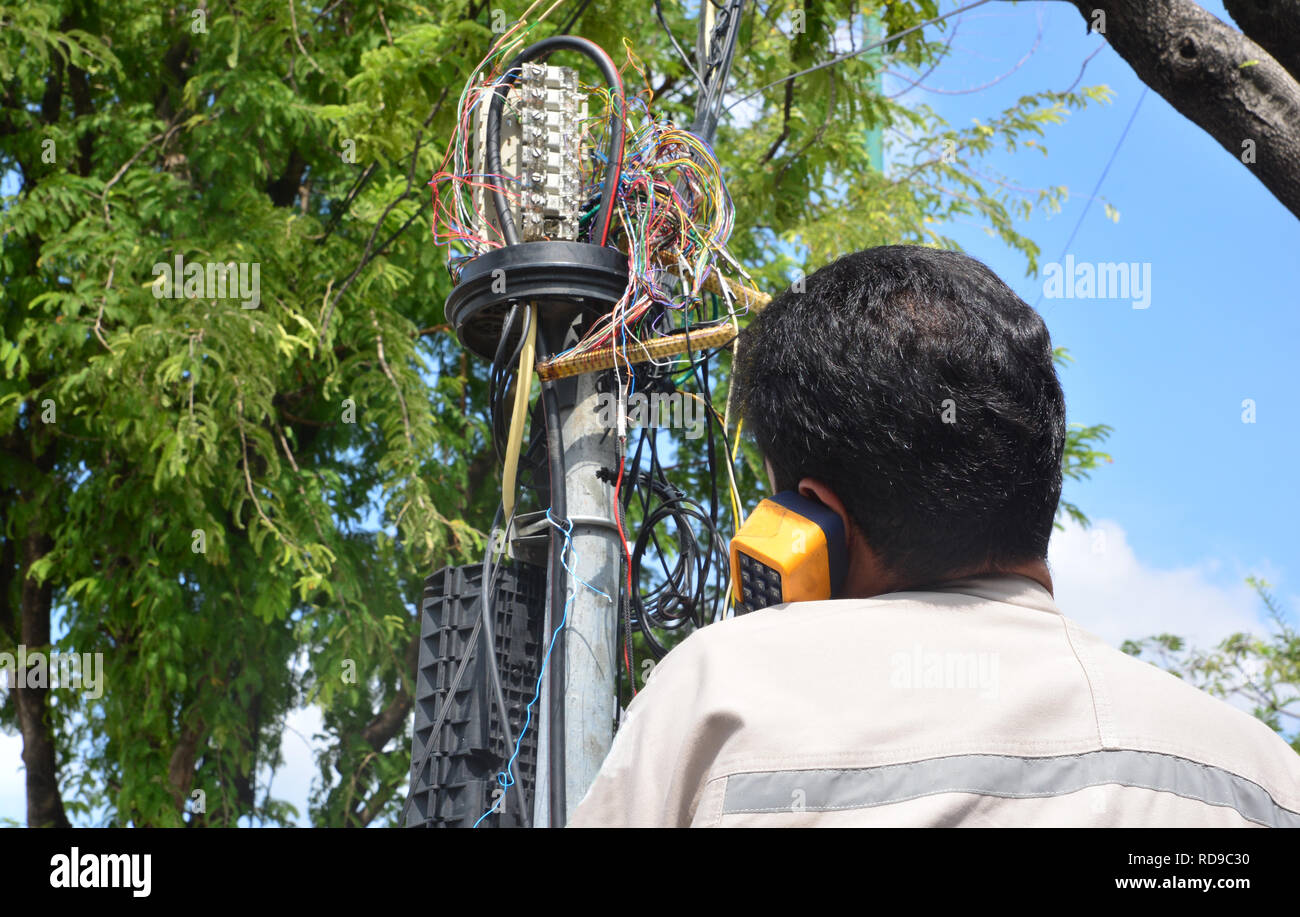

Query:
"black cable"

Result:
[[489, 302, 526, 461], [478, 510, 531, 826], [695, 346, 734, 623], [695, 344, 721, 555], [604, 414, 729, 661], [726, 0, 995, 113], [690, 0, 746, 144], [615, 435, 633, 690], [557, 0, 595, 36], [623, 427, 650, 689], [486, 36, 626, 247], [636, 425, 696, 609], [493, 304, 531, 461], [652, 1, 743, 322], [626, 476, 725, 658], [537, 326, 568, 826], [654, 0, 707, 90]]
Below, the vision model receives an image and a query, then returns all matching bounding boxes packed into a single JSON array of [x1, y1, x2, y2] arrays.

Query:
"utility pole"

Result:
[[558, 371, 620, 821], [543, 0, 746, 825], [529, 367, 619, 828]]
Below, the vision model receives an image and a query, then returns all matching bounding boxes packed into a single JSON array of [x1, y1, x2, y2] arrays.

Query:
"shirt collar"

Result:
[[899, 573, 1060, 615]]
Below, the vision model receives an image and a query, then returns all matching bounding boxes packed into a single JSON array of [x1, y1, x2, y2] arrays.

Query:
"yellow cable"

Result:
[[678, 391, 744, 619], [686, 393, 745, 533], [501, 304, 538, 522]]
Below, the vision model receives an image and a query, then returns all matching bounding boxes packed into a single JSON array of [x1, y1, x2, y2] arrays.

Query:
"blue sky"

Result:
[[894, 1, 1298, 617]]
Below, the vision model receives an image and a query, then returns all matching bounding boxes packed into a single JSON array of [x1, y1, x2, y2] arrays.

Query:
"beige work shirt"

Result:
[[568, 575, 1300, 827]]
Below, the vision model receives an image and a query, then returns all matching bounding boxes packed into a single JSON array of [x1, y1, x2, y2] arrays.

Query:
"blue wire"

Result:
[[472, 511, 611, 827]]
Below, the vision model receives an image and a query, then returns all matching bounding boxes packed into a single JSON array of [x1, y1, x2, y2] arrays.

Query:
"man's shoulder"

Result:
[[666, 593, 1300, 777], [618, 586, 1300, 826], [1063, 618, 1300, 803]]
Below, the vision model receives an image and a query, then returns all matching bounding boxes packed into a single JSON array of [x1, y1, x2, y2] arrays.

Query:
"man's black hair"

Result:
[[733, 245, 1067, 585]]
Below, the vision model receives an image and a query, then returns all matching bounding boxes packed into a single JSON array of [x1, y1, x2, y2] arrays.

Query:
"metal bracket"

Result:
[[564, 513, 619, 533]]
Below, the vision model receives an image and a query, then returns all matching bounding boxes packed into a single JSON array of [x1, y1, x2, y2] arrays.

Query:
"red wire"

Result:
[[594, 50, 631, 685], [597, 48, 626, 247], [612, 450, 635, 694]]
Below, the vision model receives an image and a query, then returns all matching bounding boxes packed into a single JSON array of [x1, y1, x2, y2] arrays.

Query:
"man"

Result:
[[569, 245, 1300, 827]]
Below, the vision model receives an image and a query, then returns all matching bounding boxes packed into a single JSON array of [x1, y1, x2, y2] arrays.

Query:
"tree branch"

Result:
[[1223, 0, 1300, 84], [760, 78, 796, 165], [1019, 0, 1300, 220], [360, 633, 419, 753]]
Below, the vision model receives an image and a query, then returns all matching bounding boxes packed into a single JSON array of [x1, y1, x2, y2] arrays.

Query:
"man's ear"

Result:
[[796, 478, 853, 548], [797, 477, 896, 598]]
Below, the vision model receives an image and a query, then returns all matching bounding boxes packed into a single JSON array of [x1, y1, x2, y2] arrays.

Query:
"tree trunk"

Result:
[[16, 530, 70, 828], [166, 723, 204, 815], [1023, 0, 1300, 220], [1223, 0, 1300, 84]]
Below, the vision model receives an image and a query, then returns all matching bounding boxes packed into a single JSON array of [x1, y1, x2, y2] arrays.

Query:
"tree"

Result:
[[1123, 578, 1300, 755], [1000, 0, 1300, 220], [1, 0, 1111, 826]]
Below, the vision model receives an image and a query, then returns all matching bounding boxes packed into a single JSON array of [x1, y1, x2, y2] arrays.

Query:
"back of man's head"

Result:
[[733, 245, 1067, 587]]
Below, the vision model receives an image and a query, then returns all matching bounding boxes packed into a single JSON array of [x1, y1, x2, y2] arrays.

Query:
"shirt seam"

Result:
[[1060, 613, 1113, 747]]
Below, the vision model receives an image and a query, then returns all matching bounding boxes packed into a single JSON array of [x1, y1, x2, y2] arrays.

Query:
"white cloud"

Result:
[[0, 729, 24, 825], [1048, 517, 1267, 649]]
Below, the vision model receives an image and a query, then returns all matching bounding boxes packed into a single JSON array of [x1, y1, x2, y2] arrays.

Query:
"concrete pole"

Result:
[[555, 370, 620, 823]]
